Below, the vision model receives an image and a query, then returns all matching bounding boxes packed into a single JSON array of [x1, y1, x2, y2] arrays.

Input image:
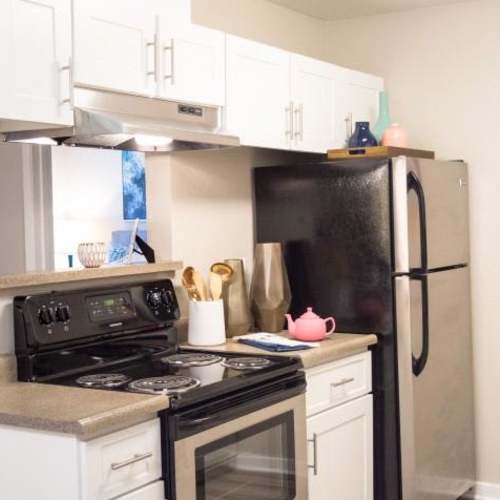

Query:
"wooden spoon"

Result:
[[210, 262, 234, 284], [182, 266, 202, 301], [191, 268, 208, 301], [209, 272, 223, 301]]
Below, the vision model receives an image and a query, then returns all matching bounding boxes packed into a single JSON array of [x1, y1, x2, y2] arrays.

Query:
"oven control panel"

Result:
[[14, 279, 180, 349]]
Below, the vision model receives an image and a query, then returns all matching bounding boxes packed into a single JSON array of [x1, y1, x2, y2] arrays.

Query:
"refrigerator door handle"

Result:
[[411, 274, 430, 377], [407, 171, 428, 271]]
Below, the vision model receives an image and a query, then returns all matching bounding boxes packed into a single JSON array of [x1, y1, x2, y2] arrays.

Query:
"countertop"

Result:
[[0, 355, 169, 440], [0, 261, 182, 291], [183, 332, 378, 369]]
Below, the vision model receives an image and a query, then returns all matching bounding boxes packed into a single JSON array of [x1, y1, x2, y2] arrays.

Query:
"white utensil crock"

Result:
[[188, 300, 226, 346]]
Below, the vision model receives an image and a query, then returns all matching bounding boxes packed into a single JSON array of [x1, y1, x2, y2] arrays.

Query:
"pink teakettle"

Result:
[[285, 307, 336, 342]]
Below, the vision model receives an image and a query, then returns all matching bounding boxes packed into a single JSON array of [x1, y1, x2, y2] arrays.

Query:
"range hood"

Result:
[[3, 88, 240, 152]]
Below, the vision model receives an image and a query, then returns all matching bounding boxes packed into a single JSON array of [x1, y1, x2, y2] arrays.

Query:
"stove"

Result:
[[14, 279, 306, 500]]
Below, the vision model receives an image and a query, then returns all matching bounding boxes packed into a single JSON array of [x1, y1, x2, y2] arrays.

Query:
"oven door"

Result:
[[171, 376, 307, 500]]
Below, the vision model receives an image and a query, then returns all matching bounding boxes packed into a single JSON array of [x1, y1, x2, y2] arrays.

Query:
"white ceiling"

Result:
[[268, 0, 466, 21]]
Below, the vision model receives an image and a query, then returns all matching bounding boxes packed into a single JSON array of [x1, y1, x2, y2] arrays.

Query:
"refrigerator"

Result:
[[253, 156, 475, 500]]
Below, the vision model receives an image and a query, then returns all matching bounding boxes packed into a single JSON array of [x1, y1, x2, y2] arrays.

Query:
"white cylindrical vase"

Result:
[[188, 300, 226, 346]]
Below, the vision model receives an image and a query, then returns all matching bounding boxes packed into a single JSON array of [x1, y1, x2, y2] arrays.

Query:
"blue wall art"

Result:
[[122, 151, 147, 220]]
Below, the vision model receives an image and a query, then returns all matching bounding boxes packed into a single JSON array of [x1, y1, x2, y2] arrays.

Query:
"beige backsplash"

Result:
[[0, 354, 17, 383]]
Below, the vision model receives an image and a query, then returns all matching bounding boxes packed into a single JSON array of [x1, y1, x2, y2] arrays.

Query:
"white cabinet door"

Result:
[[158, 11, 225, 106], [290, 55, 337, 153], [335, 69, 383, 147], [226, 35, 291, 150], [0, 0, 73, 128], [73, 0, 156, 96], [308, 395, 374, 500]]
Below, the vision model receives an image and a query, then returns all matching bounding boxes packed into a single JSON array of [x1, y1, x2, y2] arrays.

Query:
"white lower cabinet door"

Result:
[[116, 481, 164, 500], [307, 395, 373, 500]]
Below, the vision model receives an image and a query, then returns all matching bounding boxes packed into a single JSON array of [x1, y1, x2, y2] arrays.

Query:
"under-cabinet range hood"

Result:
[[3, 88, 240, 152]]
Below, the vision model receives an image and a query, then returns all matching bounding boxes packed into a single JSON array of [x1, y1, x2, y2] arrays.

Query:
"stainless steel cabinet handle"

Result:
[[60, 58, 73, 106], [285, 101, 294, 139], [145, 37, 157, 84], [163, 39, 175, 86], [294, 103, 304, 142], [332, 377, 355, 388], [111, 451, 153, 471], [344, 112, 353, 144], [308, 433, 318, 476]]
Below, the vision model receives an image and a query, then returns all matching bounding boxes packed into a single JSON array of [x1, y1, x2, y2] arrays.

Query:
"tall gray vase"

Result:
[[250, 243, 291, 333], [223, 259, 252, 337]]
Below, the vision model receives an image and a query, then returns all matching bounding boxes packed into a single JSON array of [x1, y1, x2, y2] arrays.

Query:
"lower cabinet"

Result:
[[307, 395, 373, 500], [0, 418, 163, 500], [305, 352, 374, 500]]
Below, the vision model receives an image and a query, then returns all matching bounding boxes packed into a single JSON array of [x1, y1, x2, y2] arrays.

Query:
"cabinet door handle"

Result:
[[111, 451, 153, 471], [163, 39, 175, 86], [308, 433, 318, 476], [60, 58, 73, 107], [332, 377, 355, 388], [344, 112, 353, 144], [293, 102, 304, 142], [145, 37, 157, 86], [285, 101, 294, 140]]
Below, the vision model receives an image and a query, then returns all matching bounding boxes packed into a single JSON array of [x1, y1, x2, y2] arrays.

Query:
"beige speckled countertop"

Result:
[[183, 332, 378, 369], [0, 355, 169, 440]]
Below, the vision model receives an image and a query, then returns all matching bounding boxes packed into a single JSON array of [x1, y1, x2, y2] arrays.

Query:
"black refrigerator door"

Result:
[[254, 160, 393, 333], [254, 159, 401, 500]]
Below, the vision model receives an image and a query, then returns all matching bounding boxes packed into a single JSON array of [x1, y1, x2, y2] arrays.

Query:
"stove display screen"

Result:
[[86, 292, 136, 323]]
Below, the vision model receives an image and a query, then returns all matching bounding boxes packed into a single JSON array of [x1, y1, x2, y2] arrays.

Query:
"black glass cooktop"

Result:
[[47, 347, 301, 409]]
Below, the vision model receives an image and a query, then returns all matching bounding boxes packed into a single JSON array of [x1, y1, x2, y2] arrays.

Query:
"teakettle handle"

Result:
[[325, 317, 336, 336]]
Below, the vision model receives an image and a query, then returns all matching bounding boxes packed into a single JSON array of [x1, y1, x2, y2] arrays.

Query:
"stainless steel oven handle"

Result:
[[111, 451, 153, 471], [308, 433, 318, 476]]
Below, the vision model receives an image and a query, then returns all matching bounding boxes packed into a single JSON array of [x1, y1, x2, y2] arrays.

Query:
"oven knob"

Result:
[[147, 291, 162, 309], [38, 308, 54, 326], [161, 289, 172, 306], [55, 305, 71, 322]]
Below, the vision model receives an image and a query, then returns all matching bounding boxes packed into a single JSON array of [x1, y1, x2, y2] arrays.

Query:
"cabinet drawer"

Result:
[[116, 480, 164, 500], [81, 419, 162, 500], [306, 351, 372, 416]]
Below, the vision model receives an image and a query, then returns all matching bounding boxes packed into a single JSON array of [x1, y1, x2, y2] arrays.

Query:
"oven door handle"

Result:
[[175, 373, 306, 439]]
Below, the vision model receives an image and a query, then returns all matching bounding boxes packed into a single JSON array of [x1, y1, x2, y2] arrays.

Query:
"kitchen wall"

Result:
[[323, 0, 500, 487], [146, 147, 319, 318], [191, 0, 327, 60]]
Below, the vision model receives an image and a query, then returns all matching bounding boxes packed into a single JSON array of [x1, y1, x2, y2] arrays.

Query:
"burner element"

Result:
[[222, 357, 273, 371], [128, 376, 201, 395], [162, 352, 223, 367], [76, 373, 132, 389]]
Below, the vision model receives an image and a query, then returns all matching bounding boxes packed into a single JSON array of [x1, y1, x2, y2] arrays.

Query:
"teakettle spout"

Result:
[[285, 314, 295, 334]]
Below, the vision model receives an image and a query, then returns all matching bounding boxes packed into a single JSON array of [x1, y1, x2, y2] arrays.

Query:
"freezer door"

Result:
[[398, 267, 475, 499], [393, 157, 469, 273]]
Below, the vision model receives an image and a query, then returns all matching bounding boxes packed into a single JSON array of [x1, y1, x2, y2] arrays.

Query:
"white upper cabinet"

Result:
[[226, 35, 291, 150], [290, 55, 337, 153], [335, 68, 384, 148], [0, 0, 73, 128], [157, 6, 225, 106], [73, 0, 157, 96]]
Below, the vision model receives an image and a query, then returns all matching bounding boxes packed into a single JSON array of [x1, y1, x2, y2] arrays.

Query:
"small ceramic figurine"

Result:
[[285, 307, 336, 342]]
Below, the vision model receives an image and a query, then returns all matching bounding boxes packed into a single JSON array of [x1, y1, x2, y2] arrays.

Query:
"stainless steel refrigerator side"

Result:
[[394, 276, 417, 500], [392, 156, 410, 274], [410, 268, 476, 499]]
